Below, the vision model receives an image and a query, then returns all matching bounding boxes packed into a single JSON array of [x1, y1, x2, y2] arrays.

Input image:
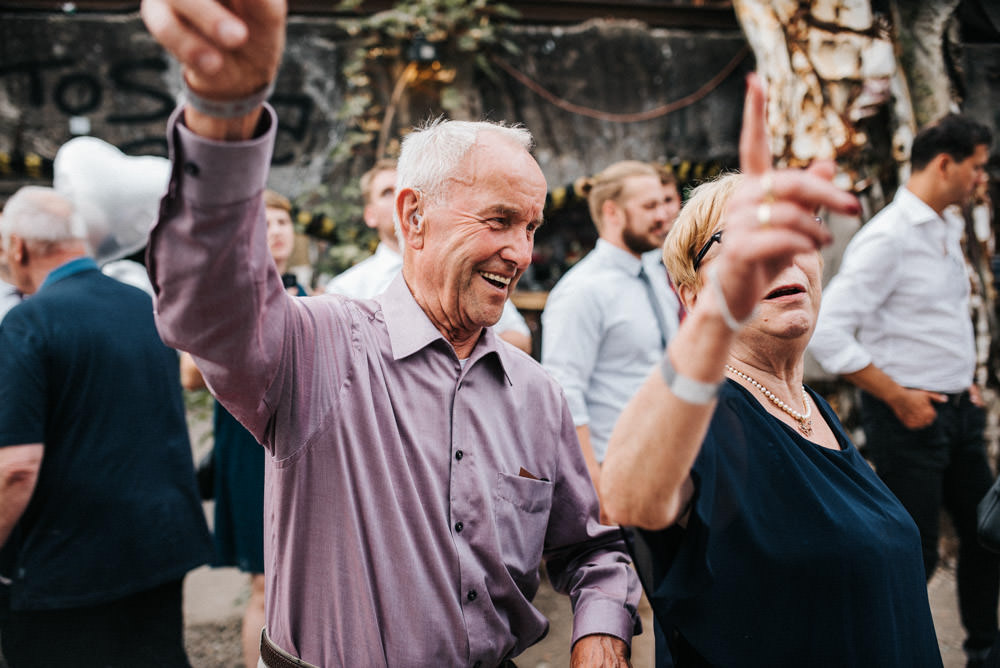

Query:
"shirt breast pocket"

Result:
[[494, 472, 553, 591]]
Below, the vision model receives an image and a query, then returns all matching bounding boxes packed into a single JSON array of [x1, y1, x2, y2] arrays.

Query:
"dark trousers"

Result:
[[861, 390, 999, 652], [0, 578, 191, 668]]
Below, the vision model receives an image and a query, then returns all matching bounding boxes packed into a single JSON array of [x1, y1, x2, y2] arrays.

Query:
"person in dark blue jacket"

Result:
[[0, 186, 212, 668]]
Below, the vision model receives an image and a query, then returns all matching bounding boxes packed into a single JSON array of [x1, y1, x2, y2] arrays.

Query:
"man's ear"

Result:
[[396, 188, 424, 250], [601, 198, 621, 230], [933, 153, 953, 178], [362, 203, 378, 230], [9, 235, 27, 265]]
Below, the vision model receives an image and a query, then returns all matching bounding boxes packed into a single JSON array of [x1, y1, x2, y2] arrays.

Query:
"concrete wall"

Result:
[[0, 9, 751, 201]]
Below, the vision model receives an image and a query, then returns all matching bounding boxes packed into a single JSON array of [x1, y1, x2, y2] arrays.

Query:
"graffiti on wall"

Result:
[[0, 55, 316, 177]]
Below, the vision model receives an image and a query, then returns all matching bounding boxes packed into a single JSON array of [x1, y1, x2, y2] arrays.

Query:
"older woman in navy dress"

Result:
[[600, 76, 942, 667]]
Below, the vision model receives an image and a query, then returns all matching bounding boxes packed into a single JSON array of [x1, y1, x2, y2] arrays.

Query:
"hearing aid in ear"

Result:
[[411, 213, 423, 229]]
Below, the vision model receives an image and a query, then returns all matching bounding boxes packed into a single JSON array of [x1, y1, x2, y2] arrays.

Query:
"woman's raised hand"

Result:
[[715, 74, 860, 322]]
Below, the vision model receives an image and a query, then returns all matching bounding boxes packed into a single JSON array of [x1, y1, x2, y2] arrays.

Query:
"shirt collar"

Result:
[[41, 256, 98, 290], [377, 273, 512, 383], [594, 238, 645, 276], [894, 187, 946, 227]]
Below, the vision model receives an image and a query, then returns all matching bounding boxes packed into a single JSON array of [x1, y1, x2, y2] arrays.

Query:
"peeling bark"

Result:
[[733, 0, 897, 170]]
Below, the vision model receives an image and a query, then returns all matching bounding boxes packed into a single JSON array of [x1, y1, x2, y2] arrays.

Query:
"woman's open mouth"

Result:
[[764, 284, 805, 300]]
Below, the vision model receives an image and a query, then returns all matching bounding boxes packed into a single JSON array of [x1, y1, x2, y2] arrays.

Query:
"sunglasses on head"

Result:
[[690, 216, 824, 271], [692, 230, 723, 271]]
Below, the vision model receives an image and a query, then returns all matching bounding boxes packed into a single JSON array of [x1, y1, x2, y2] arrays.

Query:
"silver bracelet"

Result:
[[706, 263, 752, 332], [181, 76, 274, 119], [660, 353, 721, 405]]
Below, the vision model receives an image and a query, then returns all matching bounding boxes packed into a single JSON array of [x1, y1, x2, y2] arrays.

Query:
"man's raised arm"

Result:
[[141, 0, 291, 437]]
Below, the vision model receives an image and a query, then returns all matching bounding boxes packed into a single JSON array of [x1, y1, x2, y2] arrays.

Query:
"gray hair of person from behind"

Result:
[[394, 118, 535, 218], [0, 186, 88, 248], [910, 113, 993, 171]]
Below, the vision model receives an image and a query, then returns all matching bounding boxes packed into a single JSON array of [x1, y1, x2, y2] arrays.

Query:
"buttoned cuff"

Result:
[[570, 596, 639, 651], [170, 104, 276, 208]]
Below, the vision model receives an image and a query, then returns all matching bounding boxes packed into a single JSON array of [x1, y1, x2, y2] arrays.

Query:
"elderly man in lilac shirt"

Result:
[[141, 1, 640, 666]]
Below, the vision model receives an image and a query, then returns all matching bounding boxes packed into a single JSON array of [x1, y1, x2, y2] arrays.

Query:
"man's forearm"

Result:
[[842, 363, 905, 404], [0, 444, 43, 548]]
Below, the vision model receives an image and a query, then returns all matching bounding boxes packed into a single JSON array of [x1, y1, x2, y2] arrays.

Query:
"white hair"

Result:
[[393, 118, 534, 232], [1, 186, 88, 248]]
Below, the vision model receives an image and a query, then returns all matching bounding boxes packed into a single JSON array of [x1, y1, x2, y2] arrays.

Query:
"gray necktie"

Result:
[[637, 265, 667, 349]]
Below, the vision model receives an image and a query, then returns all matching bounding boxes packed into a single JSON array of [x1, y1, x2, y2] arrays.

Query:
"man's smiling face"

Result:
[[412, 131, 547, 343]]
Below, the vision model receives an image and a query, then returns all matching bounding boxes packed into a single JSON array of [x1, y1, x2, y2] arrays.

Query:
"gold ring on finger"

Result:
[[757, 203, 772, 227], [760, 171, 776, 203]]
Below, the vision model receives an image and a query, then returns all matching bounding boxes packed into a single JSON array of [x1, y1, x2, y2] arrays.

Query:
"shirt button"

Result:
[[455, 450, 464, 461], [467, 589, 477, 601], [454, 521, 463, 533], [182, 161, 200, 176]]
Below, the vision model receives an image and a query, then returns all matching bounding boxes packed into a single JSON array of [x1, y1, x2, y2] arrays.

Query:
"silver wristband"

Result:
[[660, 354, 721, 405], [181, 76, 274, 119]]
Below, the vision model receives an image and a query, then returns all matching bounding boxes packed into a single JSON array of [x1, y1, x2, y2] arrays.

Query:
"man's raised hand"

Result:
[[141, 0, 286, 101]]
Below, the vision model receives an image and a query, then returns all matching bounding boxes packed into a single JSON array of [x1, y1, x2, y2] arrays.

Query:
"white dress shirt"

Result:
[[0, 279, 21, 323], [809, 187, 975, 393], [541, 240, 680, 461], [325, 242, 530, 336]]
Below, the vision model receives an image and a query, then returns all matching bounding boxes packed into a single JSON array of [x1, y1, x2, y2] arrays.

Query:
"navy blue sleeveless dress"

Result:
[[639, 380, 942, 667]]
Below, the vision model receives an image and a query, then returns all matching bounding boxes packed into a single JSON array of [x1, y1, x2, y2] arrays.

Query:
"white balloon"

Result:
[[53, 137, 170, 265]]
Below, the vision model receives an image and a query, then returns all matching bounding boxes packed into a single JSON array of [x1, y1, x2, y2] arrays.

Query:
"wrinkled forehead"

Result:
[[440, 133, 547, 203]]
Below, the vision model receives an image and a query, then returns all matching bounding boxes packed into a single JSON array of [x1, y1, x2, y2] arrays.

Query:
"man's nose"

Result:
[[502, 229, 533, 268]]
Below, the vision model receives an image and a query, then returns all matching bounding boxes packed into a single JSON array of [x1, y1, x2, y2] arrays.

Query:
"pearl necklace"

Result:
[[724, 364, 813, 436]]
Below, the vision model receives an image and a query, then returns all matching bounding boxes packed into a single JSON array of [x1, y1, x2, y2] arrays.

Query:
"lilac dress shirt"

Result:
[[147, 107, 640, 667]]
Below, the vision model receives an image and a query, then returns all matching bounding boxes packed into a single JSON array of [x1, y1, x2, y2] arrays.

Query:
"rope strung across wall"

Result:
[[489, 45, 750, 123]]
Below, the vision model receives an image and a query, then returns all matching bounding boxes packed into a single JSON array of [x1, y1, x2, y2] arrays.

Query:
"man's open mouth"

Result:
[[480, 271, 511, 289]]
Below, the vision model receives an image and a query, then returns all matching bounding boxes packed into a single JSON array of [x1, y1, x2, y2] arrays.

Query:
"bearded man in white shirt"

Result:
[[542, 161, 682, 501], [809, 113, 997, 667], [327, 159, 533, 353]]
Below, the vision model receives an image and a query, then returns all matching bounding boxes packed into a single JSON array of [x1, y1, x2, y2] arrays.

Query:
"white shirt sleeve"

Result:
[[809, 228, 899, 375]]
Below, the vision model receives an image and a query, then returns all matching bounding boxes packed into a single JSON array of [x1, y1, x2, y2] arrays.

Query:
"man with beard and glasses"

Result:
[[542, 161, 682, 510]]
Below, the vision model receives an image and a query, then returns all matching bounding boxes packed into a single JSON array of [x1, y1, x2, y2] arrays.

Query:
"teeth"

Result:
[[480, 272, 511, 286]]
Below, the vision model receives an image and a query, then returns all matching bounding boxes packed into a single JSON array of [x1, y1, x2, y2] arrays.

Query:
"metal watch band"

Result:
[[660, 354, 721, 405]]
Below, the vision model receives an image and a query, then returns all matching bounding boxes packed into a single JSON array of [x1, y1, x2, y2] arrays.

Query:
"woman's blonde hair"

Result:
[[663, 172, 742, 295]]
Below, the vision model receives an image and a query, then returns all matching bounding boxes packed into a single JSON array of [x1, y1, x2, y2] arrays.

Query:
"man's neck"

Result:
[[27, 249, 88, 295], [905, 172, 951, 217], [599, 233, 642, 260]]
